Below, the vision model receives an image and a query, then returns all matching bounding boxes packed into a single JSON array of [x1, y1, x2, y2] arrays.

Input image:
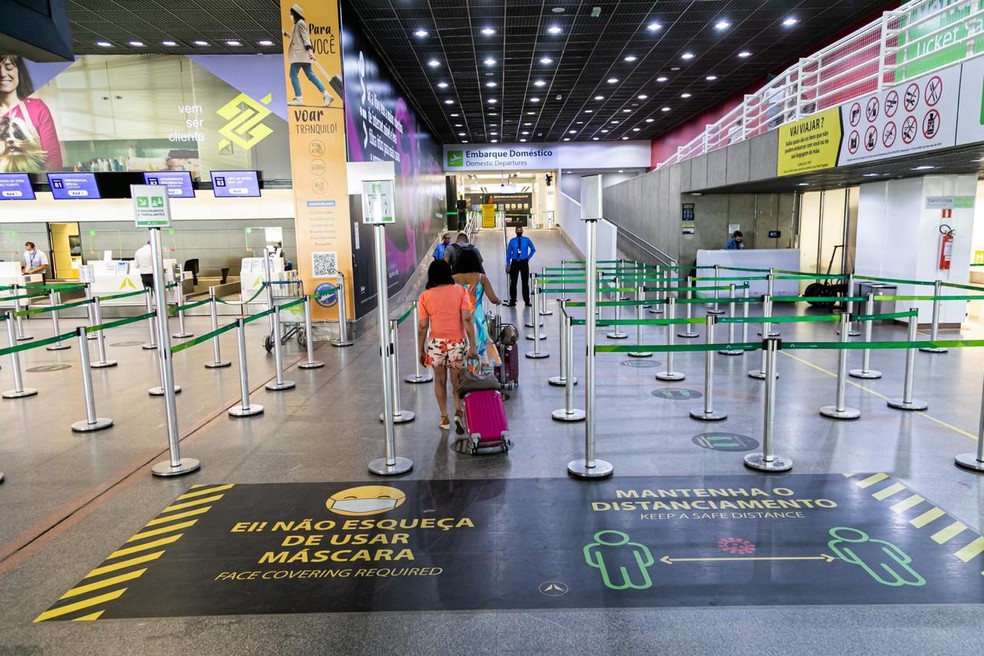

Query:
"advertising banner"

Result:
[[777, 108, 843, 176], [894, 0, 984, 81], [837, 64, 960, 166], [444, 144, 559, 171], [956, 54, 984, 145], [281, 1, 352, 322]]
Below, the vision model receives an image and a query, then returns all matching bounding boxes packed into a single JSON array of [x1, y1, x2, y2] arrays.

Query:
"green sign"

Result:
[[895, 0, 984, 80], [131, 184, 172, 228], [447, 150, 464, 167]]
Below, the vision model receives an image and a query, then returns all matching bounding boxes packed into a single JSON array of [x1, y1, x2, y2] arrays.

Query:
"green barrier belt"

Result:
[[13, 297, 93, 318], [715, 314, 840, 325], [540, 287, 638, 294], [693, 276, 767, 282], [771, 295, 865, 303], [243, 307, 276, 325], [217, 286, 268, 306], [716, 266, 771, 273], [773, 269, 847, 279], [595, 341, 760, 353], [572, 316, 705, 327], [174, 298, 212, 313], [0, 329, 78, 357], [784, 339, 984, 351], [278, 296, 307, 311], [171, 320, 240, 355], [854, 274, 930, 287], [86, 311, 156, 334], [97, 288, 149, 301], [35, 283, 87, 292], [645, 285, 731, 293], [854, 310, 918, 322], [659, 265, 715, 271], [874, 294, 984, 302], [1, 290, 51, 302], [676, 296, 764, 305], [393, 305, 415, 325], [941, 281, 984, 292]]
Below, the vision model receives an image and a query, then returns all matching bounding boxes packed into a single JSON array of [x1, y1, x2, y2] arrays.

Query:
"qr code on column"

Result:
[[312, 251, 338, 278]]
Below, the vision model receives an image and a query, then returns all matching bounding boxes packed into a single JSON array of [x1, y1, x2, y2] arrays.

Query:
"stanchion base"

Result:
[[690, 409, 728, 421], [648, 308, 664, 315], [525, 351, 550, 359], [524, 323, 544, 330], [819, 405, 861, 420], [706, 308, 726, 315], [229, 404, 264, 417], [404, 373, 433, 384], [606, 332, 629, 340], [46, 343, 71, 351], [887, 398, 928, 411], [265, 380, 296, 391], [152, 457, 201, 477], [655, 371, 685, 381], [539, 310, 554, 316], [748, 370, 767, 380], [758, 330, 781, 337], [719, 349, 745, 356], [525, 334, 547, 341], [0, 472, 4, 483], [568, 459, 614, 479], [918, 347, 949, 354], [205, 360, 233, 369], [627, 352, 653, 358], [368, 456, 413, 476], [16, 335, 34, 342], [552, 408, 586, 422], [744, 453, 793, 472], [149, 385, 182, 396], [71, 417, 114, 432], [379, 411, 415, 424], [954, 454, 984, 472], [548, 376, 577, 386], [2, 388, 38, 399], [299, 361, 325, 370], [331, 340, 354, 348], [172, 332, 194, 339], [87, 335, 97, 341], [849, 369, 882, 379], [848, 329, 862, 337], [142, 344, 158, 350], [678, 331, 700, 339], [91, 360, 118, 368]]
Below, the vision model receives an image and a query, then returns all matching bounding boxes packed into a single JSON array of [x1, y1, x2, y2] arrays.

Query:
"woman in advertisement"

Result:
[[0, 55, 63, 172], [285, 4, 332, 107]]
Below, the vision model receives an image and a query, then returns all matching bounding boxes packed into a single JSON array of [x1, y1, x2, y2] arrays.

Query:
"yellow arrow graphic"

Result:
[[660, 554, 836, 565]]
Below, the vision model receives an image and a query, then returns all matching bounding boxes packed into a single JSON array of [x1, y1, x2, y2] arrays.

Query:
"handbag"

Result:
[[458, 358, 502, 397]]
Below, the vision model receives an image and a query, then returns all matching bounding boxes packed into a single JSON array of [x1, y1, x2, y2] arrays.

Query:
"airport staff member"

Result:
[[134, 241, 155, 288], [505, 226, 536, 307], [433, 233, 452, 261], [726, 230, 745, 250], [21, 242, 48, 278]]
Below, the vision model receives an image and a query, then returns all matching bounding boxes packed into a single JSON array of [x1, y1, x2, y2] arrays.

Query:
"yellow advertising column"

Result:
[[281, 1, 352, 322]]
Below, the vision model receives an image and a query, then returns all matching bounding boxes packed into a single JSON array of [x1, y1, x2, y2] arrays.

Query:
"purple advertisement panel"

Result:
[[340, 0, 446, 318]]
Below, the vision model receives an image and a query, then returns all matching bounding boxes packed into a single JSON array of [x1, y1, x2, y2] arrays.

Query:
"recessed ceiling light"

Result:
[[488, 112, 498, 115], [661, 107, 670, 112], [444, 99, 454, 104], [782, 17, 799, 27], [455, 123, 462, 127], [461, 140, 468, 143], [96, 40, 113, 47], [594, 95, 605, 100], [618, 169, 624, 173], [522, 131, 530, 135], [484, 57, 496, 66], [670, 66, 681, 71], [530, 97, 540, 102], [645, 118, 654, 123], [632, 128, 641, 131], [490, 131, 498, 136], [576, 120, 583, 124], [601, 129, 609, 133], [414, 29, 429, 37], [624, 55, 637, 62], [540, 56, 553, 64], [547, 25, 563, 34], [486, 81, 497, 87], [706, 75, 718, 81], [622, 109, 631, 113], [129, 40, 146, 47], [524, 122, 532, 126], [862, 173, 881, 177], [459, 132, 466, 136], [607, 78, 619, 84], [738, 51, 752, 58], [622, 136, 629, 140], [647, 22, 663, 32], [437, 82, 449, 88], [638, 94, 648, 100], [569, 130, 577, 134], [534, 80, 546, 87], [491, 139, 498, 143], [451, 113, 460, 117], [428, 59, 440, 67], [193, 40, 208, 46], [257, 40, 274, 46], [656, 76, 668, 82], [715, 20, 732, 30], [611, 120, 619, 124], [681, 52, 695, 60], [520, 138, 527, 142], [681, 93, 692, 98], [797, 182, 810, 186], [488, 98, 498, 104], [226, 40, 242, 46], [585, 109, 594, 113], [481, 27, 496, 36], [911, 165, 936, 170], [527, 111, 535, 115], [552, 7, 565, 13], [592, 136, 600, 140]]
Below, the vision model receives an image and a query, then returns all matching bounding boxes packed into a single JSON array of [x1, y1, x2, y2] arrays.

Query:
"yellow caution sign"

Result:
[[481, 204, 496, 229], [777, 108, 842, 176]]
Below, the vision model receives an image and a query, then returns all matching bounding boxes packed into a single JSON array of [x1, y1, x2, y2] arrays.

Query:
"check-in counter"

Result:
[[695, 249, 802, 298], [83, 259, 178, 305], [0, 261, 43, 310], [240, 257, 290, 312]]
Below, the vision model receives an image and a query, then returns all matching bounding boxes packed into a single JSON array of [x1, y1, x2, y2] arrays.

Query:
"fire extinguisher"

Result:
[[938, 224, 954, 270]]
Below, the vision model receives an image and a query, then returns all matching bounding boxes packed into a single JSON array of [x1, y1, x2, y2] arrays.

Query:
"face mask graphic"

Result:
[[331, 498, 398, 514]]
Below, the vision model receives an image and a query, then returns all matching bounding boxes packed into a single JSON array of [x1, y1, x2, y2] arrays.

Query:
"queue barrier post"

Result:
[[678, 275, 699, 339], [628, 286, 653, 358], [84, 283, 97, 341], [655, 297, 685, 382], [820, 313, 861, 420], [89, 297, 118, 369], [205, 287, 232, 369], [761, 271, 780, 337], [229, 317, 264, 417], [148, 347, 182, 396], [954, 374, 984, 472], [539, 271, 552, 317], [719, 284, 743, 356], [845, 274, 861, 337], [299, 296, 325, 370], [749, 292, 773, 380], [553, 310, 585, 422], [887, 308, 928, 411], [172, 277, 193, 339], [920, 280, 948, 354], [12, 284, 33, 342], [606, 275, 628, 340], [849, 293, 882, 379], [525, 274, 544, 331], [2, 311, 38, 399], [707, 265, 725, 315], [691, 314, 727, 421], [549, 301, 577, 386], [744, 337, 793, 472], [71, 326, 113, 432], [404, 301, 432, 383], [46, 290, 70, 351], [741, 283, 750, 346], [648, 266, 664, 315], [332, 272, 354, 347], [379, 318, 414, 423], [265, 304, 296, 392], [142, 288, 158, 350]]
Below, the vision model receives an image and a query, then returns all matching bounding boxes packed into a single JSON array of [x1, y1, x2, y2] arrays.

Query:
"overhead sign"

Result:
[[131, 184, 172, 228], [838, 65, 960, 166], [361, 180, 395, 224], [444, 145, 559, 171], [777, 108, 843, 176], [956, 53, 984, 146]]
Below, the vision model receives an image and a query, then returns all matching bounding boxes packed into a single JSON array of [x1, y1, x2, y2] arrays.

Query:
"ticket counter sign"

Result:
[[777, 108, 842, 176], [131, 185, 171, 228]]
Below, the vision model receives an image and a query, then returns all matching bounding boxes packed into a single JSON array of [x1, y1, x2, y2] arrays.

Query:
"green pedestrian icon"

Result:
[[584, 530, 654, 590], [827, 527, 926, 587]]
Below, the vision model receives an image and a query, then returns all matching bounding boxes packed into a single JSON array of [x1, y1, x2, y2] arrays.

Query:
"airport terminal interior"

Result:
[[2, 1, 984, 654]]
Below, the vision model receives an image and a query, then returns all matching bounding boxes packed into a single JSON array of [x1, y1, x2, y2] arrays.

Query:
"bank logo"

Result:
[[314, 282, 338, 308], [447, 150, 464, 167], [326, 485, 406, 516], [217, 92, 275, 151]]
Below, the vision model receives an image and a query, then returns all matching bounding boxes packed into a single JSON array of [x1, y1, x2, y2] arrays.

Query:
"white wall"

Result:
[[556, 191, 616, 261]]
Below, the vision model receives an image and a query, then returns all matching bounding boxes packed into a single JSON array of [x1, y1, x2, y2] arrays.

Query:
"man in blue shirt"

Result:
[[726, 230, 745, 250], [433, 233, 452, 260], [505, 226, 536, 306]]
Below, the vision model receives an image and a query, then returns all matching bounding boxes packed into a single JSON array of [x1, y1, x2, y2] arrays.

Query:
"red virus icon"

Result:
[[717, 537, 756, 555]]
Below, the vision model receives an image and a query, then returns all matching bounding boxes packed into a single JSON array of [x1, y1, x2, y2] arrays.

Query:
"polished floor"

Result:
[[1, 228, 982, 655]]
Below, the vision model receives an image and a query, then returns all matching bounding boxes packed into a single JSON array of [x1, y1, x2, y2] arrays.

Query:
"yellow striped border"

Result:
[[35, 484, 234, 623], [843, 473, 984, 577]]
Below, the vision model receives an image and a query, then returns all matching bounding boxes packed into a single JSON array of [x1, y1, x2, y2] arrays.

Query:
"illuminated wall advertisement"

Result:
[[341, 0, 445, 318], [280, 0, 352, 322]]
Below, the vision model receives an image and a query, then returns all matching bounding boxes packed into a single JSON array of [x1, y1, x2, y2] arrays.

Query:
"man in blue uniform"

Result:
[[505, 226, 536, 307]]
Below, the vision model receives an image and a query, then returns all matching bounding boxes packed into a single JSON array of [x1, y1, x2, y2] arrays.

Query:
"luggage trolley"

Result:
[[263, 274, 307, 353]]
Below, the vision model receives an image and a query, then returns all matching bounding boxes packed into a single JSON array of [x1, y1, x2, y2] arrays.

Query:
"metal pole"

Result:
[[205, 288, 231, 368], [142, 288, 158, 350], [369, 222, 412, 476], [404, 301, 431, 383], [298, 296, 325, 370], [553, 311, 585, 421], [71, 326, 113, 432], [568, 218, 612, 479], [380, 319, 414, 423], [820, 313, 861, 419], [920, 280, 948, 353], [46, 290, 69, 351], [678, 275, 699, 338], [606, 273, 628, 340], [707, 265, 725, 314], [149, 227, 200, 477], [90, 297, 118, 368], [691, 315, 726, 421], [172, 274, 192, 338], [628, 286, 652, 358], [13, 284, 32, 342], [263, 251, 275, 335], [525, 274, 544, 332], [2, 311, 37, 399], [539, 269, 552, 316], [549, 301, 576, 385], [887, 309, 928, 411], [845, 273, 861, 337], [762, 271, 779, 337], [85, 283, 97, 341], [954, 374, 984, 472], [656, 297, 685, 381], [850, 293, 882, 379], [526, 282, 549, 358], [648, 265, 664, 314], [332, 272, 354, 347], [749, 292, 773, 380], [265, 305, 296, 391], [719, 283, 742, 356], [741, 283, 750, 346], [744, 337, 792, 472], [228, 318, 264, 417]]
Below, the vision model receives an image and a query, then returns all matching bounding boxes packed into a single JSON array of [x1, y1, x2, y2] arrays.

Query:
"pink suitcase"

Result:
[[461, 389, 511, 455]]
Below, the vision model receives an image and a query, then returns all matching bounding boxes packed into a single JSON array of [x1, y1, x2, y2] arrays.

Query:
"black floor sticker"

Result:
[[36, 474, 984, 621]]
